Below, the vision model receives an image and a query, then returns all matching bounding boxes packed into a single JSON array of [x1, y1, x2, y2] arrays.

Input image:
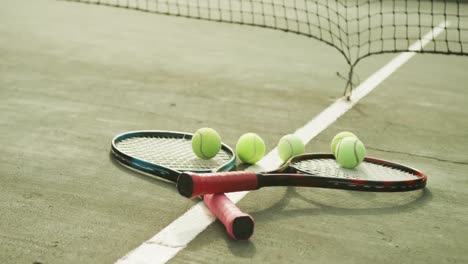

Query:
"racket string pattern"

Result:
[[116, 135, 232, 171], [290, 158, 420, 181]]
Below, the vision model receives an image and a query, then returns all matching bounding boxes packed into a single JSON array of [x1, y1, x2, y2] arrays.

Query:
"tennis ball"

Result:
[[277, 134, 305, 161], [335, 137, 366, 169], [192, 128, 222, 159], [236, 133, 265, 164], [331, 131, 357, 156]]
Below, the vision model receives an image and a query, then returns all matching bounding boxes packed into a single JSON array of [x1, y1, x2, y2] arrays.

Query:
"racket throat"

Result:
[[260, 174, 320, 188]]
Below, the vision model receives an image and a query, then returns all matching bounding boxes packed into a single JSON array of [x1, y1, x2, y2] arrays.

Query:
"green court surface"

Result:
[[1, 0, 468, 263]]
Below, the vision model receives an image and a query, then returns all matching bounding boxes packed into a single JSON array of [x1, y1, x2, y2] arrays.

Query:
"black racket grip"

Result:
[[177, 171, 259, 198]]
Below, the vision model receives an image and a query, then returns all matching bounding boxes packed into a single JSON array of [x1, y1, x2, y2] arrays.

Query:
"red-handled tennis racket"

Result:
[[111, 130, 254, 240], [177, 153, 427, 198]]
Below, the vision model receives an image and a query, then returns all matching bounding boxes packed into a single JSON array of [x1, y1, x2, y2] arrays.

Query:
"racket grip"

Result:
[[204, 193, 254, 240], [177, 171, 259, 198]]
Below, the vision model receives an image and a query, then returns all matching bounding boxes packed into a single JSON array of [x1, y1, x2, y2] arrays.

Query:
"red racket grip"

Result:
[[177, 171, 259, 198], [203, 193, 254, 240]]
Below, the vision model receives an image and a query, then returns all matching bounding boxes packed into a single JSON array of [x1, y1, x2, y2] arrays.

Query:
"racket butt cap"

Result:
[[177, 173, 194, 198], [232, 215, 254, 240]]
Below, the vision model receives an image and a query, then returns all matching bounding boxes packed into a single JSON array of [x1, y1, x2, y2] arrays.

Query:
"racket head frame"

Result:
[[111, 130, 236, 182], [264, 153, 427, 191]]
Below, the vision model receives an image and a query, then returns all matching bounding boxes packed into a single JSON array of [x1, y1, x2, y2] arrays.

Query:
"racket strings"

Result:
[[115, 136, 232, 171], [291, 159, 420, 181]]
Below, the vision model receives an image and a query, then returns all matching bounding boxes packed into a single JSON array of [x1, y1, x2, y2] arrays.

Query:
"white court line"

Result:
[[116, 20, 449, 264]]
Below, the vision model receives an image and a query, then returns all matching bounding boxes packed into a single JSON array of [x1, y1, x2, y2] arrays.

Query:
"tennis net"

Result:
[[68, 0, 468, 94]]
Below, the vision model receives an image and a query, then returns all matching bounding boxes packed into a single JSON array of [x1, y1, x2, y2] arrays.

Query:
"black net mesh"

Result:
[[67, 0, 468, 95]]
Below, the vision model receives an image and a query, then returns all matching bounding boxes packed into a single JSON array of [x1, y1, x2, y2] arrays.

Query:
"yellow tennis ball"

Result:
[[335, 137, 366, 169], [277, 134, 305, 161], [192, 128, 222, 159], [331, 131, 357, 156], [236, 133, 265, 164]]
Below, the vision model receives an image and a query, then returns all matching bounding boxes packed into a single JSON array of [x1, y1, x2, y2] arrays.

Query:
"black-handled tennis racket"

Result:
[[177, 153, 427, 198], [111, 130, 254, 240]]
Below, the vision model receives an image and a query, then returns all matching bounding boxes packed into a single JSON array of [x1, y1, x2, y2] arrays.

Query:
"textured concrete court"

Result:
[[1, 0, 467, 263]]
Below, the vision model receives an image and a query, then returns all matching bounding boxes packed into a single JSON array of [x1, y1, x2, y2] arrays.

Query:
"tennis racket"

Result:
[[111, 130, 254, 240], [177, 153, 427, 198]]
